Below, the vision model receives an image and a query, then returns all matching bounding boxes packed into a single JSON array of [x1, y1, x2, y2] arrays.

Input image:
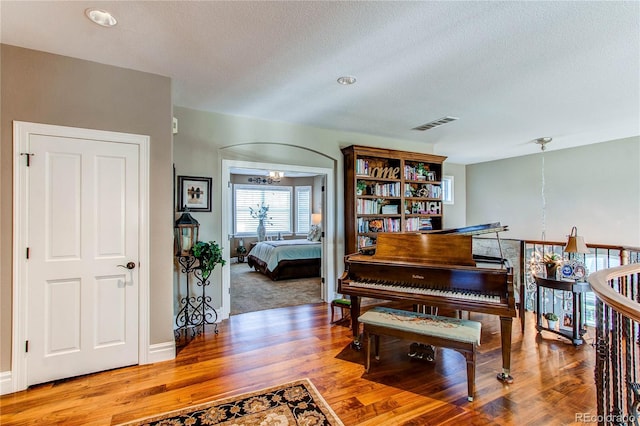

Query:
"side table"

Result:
[[534, 276, 590, 345]]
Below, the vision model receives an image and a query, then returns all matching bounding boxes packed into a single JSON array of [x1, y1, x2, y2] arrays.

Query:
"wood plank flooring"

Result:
[[0, 303, 596, 425]]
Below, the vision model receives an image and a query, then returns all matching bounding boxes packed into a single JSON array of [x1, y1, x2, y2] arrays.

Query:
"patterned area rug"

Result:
[[118, 378, 343, 426]]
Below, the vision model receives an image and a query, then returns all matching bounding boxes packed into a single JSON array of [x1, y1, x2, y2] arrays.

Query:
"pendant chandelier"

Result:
[[535, 137, 552, 240]]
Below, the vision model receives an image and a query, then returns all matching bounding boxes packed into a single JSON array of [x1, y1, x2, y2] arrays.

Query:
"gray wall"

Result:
[[443, 162, 466, 229], [172, 106, 441, 308], [0, 45, 175, 372], [3, 43, 637, 377], [466, 136, 640, 246]]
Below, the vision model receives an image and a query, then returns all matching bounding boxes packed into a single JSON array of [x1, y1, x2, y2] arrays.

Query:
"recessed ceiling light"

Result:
[[85, 8, 117, 27], [337, 76, 357, 85]]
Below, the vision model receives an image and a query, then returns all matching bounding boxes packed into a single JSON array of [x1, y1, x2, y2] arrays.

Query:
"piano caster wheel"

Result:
[[496, 372, 514, 384], [351, 340, 362, 351]]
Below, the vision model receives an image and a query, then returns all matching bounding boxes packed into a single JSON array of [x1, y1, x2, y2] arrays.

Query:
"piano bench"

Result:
[[358, 306, 481, 402], [330, 298, 351, 324]]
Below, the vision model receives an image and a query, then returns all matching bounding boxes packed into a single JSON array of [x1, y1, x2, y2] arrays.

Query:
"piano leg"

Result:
[[496, 316, 514, 384], [350, 296, 362, 350]]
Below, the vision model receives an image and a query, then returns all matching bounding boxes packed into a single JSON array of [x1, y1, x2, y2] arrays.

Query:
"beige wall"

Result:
[[466, 136, 640, 246], [442, 162, 466, 229], [6, 43, 635, 379], [172, 106, 440, 307], [0, 45, 175, 372]]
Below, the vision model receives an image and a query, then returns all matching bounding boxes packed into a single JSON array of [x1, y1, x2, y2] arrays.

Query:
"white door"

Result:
[[24, 131, 140, 386]]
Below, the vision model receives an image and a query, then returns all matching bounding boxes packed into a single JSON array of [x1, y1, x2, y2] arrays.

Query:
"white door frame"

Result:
[[220, 159, 336, 319], [10, 121, 150, 393]]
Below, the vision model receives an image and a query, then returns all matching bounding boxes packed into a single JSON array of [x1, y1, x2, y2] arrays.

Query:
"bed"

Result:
[[247, 239, 321, 281]]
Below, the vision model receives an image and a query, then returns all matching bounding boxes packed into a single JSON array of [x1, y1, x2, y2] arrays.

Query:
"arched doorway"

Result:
[[219, 143, 337, 319]]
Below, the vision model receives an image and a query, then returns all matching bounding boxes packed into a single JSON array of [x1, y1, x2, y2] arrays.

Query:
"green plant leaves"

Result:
[[192, 241, 226, 279]]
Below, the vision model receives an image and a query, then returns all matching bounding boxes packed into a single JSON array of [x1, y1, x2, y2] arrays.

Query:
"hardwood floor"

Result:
[[0, 303, 596, 425]]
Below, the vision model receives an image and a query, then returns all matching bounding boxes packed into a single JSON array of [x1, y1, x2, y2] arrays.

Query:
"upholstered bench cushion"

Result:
[[358, 307, 481, 344]]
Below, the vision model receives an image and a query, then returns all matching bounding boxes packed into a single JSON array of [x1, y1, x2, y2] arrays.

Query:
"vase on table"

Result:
[[545, 262, 558, 279], [257, 219, 266, 242]]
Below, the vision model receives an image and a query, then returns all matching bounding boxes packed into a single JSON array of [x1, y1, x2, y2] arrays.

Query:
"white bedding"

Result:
[[249, 239, 321, 271]]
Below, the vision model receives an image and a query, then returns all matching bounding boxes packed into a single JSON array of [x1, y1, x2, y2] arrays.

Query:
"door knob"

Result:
[[117, 262, 136, 270]]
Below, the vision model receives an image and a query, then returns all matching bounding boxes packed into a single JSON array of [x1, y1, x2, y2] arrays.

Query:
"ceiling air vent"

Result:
[[412, 116, 458, 131]]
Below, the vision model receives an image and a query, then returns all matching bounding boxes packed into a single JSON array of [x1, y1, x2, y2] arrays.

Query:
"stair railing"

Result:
[[588, 264, 640, 425]]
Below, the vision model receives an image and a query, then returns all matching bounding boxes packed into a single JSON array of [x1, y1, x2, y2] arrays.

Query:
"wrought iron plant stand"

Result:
[[175, 255, 218, 345]]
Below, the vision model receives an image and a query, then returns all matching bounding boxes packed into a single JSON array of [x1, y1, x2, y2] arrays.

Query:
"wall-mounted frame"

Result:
[[177, 175, 212, 212]]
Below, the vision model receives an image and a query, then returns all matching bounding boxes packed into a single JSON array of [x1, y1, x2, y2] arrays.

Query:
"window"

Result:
[[295, 186, 311, 234], [442, 175, 454, 205], [234, 185, 292, 235]]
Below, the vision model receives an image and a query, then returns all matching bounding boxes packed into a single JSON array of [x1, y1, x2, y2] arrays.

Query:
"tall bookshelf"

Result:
[[342, 145, 447, 254]]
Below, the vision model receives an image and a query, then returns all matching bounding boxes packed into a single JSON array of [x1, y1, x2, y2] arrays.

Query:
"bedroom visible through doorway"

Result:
[[230, 262, 322, 315], [221, 160, 335, 318]]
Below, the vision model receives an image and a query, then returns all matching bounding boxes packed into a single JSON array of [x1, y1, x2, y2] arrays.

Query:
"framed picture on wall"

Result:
[[177, 175, 212, 212]]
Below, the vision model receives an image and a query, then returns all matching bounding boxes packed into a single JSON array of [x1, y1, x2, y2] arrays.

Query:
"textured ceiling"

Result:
[[1, 1, 638, 164]]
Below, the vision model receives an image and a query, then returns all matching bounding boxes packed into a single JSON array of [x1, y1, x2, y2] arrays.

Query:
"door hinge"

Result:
[[321, 277, 325, 284], [228, 181, 232, 188], [26, 247, 30, 259], [25, 340, 29, 353], [20, 152, 34, 167]]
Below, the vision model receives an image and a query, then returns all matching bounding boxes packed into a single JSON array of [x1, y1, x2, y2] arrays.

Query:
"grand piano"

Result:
[[338, 223, 517, 383]]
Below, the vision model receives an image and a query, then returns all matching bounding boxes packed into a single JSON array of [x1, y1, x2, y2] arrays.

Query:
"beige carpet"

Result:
[[230, 261, 322, 315], [118, 378, 344, 425]]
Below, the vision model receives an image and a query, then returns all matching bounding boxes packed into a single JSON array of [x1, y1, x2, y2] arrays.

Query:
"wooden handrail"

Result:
[[587, 263, 640, 322], [525, 240, 640, 252]]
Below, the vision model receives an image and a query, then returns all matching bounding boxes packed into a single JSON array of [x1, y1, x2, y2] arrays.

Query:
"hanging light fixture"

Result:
[[248, 171, 283, 184], [535, 137, 552, 240], [269, 171, 284, 182]]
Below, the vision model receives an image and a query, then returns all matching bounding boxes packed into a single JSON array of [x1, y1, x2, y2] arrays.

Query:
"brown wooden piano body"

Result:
[[338, 227, 516, 382]]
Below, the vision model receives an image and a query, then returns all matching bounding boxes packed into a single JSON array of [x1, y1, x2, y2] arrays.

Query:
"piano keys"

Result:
[[338, 229, 516, 384]]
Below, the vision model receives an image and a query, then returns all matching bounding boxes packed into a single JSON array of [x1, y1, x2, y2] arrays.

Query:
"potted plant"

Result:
[[416, 163, 428, 179], [544, 312, 558, 330], [236, 245, 247, 263], [191, 240, 226, 280], [356, 180, 367, 195], [543, 252, 561, 278]]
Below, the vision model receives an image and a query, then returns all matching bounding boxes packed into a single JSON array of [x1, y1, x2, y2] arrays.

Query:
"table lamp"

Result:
[[564, 226, 589, 254]]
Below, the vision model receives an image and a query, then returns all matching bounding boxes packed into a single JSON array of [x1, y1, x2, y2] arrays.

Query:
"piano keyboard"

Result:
[[348, 280, 503, 304]]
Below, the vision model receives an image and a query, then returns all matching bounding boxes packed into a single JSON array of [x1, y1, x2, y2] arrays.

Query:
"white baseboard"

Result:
[[1, 370, 14, 395], [0, 342, 176, 396], [145, 341, 176, 364]]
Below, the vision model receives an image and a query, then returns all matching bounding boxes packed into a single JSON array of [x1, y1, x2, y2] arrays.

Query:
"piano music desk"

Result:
[[359, 307, 481, 402]]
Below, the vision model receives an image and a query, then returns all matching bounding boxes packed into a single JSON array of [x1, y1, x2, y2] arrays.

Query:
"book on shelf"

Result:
[[381, 204, 398, 214], [372, 182, 400, 196], [356, 199, 380, 214], [419, 218, 433, 231]]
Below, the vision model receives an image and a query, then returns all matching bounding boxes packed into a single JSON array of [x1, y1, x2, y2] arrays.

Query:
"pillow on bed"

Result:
[[307, 225, 321, 242]]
